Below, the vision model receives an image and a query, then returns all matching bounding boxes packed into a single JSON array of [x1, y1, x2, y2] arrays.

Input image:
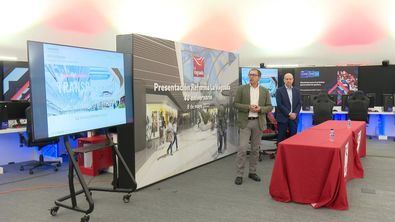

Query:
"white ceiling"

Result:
[[1, 0, 395, 67]]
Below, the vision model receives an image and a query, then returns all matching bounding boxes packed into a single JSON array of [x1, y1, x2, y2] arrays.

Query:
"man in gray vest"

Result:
[[234, 68, 273, 185]]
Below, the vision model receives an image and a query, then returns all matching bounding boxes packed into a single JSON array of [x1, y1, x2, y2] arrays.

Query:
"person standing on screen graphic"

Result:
[[171, 117, 178, 151], [217, 104, 227, 154], [159, 113, 165, 145], [234, 68, 273, 185], [166, 117, 175, 155], [275, 73, 301, 144]]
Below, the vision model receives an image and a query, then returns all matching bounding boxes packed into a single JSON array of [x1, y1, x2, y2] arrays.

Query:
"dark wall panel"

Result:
[[359, 65, 395, 106]]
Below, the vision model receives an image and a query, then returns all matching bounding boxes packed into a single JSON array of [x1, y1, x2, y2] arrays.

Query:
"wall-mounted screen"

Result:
[[239, 67, 278, 106], [294, 66, 358, 105], [2, 61, 30, 101], [28, 41, 133, 140]]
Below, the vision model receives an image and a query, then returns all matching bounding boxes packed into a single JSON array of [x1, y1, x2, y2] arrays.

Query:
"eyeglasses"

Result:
[[248, 73, 259, 77]]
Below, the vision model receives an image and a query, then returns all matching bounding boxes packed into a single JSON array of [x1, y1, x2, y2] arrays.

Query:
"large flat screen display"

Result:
[[2, 61, 30, 101], [239, 67, 278, 106], [28, 41, 133, 139], [294, 66, 358, 105]]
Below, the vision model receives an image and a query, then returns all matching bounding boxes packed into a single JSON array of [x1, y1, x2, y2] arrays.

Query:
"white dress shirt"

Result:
[[249, 85, 260, 117], [286, 86, 293, 113]]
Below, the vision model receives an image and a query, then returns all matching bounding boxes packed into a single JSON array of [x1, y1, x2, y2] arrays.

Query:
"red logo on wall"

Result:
[[193, 56, 204, 77]]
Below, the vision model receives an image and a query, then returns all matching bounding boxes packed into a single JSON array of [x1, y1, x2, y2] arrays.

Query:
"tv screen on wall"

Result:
[[294, 66, 358, 105], [2, 61, 30, 101], [28, 41, 133, 140]]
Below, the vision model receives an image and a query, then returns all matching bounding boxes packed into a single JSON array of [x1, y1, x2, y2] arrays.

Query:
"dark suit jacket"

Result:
[[275, 86, 302, 123], [234, 85, 273, 130]]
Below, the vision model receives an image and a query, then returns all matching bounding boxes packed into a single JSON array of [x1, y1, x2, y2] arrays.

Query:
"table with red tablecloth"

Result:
[[311, 120, 366, 158], [269, 124, 364, 210]]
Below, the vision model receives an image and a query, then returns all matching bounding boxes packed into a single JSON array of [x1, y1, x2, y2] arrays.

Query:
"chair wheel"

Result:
[[123, 194, 131, 203], [49, 206, 59, 216], [29, 170, 34, 175], [81, 214, 90, 222], [54, 168, 58, 172]]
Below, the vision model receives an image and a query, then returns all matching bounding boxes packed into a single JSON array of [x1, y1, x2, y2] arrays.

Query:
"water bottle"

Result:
[[329, 129, 335, 142], [347, 119, 351, 128]]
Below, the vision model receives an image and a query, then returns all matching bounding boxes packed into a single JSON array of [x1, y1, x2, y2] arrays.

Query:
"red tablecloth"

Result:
[[311, 120, 366, 158], [269, 128, 362, 210]]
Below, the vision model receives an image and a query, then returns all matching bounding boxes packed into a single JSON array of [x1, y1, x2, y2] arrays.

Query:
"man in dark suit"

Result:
[[234, 68, 273, 185], [275, 73, 301, 143]]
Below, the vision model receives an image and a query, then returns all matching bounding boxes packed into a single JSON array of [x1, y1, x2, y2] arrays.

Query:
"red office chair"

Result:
[[259, 112, 278, 160]]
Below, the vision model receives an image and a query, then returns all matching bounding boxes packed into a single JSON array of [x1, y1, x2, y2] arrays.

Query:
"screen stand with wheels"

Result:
[[49, 131, 137, 222]]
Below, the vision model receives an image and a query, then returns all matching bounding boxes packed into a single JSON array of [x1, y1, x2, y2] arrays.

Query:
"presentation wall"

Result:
[[117, 34, 239, 189]]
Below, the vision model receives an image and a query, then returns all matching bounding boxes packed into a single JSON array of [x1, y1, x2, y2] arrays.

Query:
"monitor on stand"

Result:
[[302, 94, 311, 111], [341, 94, 348, 111], [0, 101, 30, 128], [366, 93, 376, 108], [382, 94, 394, 112]]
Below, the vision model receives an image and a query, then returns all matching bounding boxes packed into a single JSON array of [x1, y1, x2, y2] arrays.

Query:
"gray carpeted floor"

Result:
[[0, 139, 394, 222]]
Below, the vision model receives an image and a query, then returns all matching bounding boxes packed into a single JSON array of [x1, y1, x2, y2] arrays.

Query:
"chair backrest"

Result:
[[267, 112, 277, 125], [312, 93, 327, 105], [262, 112, 278, 140], [25, 106, 59, 149], [348, 90, 369, 122], [313, 93, 334, 125]]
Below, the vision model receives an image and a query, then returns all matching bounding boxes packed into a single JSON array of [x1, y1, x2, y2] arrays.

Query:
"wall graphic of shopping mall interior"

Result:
[[118, 34, 239, 188]]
